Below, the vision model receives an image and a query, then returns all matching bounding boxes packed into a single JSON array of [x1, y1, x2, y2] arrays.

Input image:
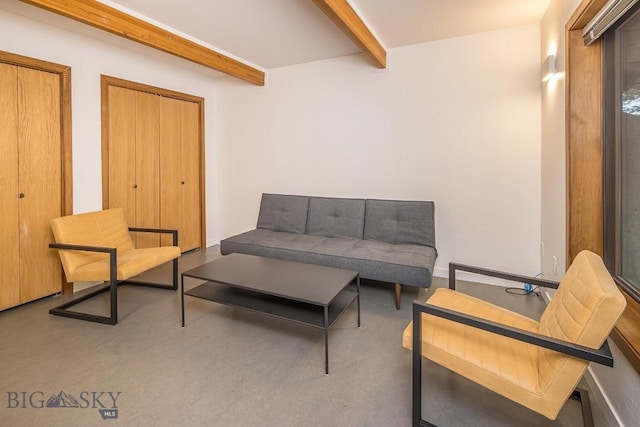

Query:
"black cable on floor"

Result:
[[504, 273, 542, 295]]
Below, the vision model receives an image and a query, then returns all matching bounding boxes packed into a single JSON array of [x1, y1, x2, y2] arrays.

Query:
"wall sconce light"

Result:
[[542, 55, 556, 82]]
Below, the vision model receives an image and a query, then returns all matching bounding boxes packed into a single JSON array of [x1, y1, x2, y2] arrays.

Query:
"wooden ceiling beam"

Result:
[[312, 0, 386, 68], [20, 0, 265, 85]]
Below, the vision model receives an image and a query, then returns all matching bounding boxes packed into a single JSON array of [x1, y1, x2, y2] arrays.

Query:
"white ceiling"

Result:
[[99, 0, 551, 70]]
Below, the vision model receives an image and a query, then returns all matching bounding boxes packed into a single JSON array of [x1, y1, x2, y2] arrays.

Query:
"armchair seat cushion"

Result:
[[65, 246, 181, 282], [403, 288, 552, 416]]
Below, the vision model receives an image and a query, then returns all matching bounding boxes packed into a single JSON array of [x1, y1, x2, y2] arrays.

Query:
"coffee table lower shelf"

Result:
[[183, 281, 360, 373], [185, 282, 358, 329]]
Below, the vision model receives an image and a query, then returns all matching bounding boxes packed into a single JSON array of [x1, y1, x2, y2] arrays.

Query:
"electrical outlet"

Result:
[[552, 256, 558, 276]]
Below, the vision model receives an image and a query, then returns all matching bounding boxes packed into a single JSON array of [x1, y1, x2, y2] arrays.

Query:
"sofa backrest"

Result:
[[307, 197, 366, 239], [363, 199, 435, 247], [256, 194, 436, 248], [257, 193, 309, 234]]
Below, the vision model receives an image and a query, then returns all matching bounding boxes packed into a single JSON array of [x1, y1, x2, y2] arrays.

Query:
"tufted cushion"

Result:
[[364, 199, 435, 247], [307, 197, 365, 239], [537, 250, 626, 415], [256, 193, 309, 234]]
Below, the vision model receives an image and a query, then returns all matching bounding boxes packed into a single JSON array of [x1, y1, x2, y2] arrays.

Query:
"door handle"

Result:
[[18, 193, 25, 198]]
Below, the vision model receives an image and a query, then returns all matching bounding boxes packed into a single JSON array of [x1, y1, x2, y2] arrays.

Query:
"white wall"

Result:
[[215, 25, 543, 280], [0, 3, 221, 242], [540, 0, 576, 281], [541, 1, 640, 425], [0, 3, 543, 279]]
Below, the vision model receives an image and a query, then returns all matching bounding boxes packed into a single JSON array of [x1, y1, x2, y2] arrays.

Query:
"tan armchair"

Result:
[[49, 208, 181, 325], [403, 250, 626, 426]]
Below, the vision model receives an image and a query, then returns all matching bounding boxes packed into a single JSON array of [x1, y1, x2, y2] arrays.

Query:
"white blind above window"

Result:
[[582, 0, 639, 45]]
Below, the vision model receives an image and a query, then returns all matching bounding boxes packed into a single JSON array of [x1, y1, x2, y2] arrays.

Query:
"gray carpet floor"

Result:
[[0, 246, 602, 426]]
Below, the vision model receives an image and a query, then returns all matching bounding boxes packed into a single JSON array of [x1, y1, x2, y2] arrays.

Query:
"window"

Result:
[[604, 1, 640, 303]]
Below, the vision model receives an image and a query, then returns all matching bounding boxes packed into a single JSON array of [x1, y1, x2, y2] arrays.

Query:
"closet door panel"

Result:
[[159, 97, 182, 247], [181, 100, 201, 251], [16, 67, 61, 302], [103, 78, 204, 253], [135, 92, 160, 248], [0, 64, 20, 310], [108, 86, 137, 226]]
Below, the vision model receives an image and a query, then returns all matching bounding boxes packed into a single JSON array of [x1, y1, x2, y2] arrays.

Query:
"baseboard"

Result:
[[584, 367, 623, 427], [540, 288, 553, 304], [433, 267, 533, 288], [73, 281, 102, 292]]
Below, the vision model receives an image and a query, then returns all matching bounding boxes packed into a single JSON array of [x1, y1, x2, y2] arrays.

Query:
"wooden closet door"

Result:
[[103, 77, 204, 253], [180, 100, 201, 252], [0, 63, 20, 310], [159, 97, 201, 251], [107, 86, 136, 227], [159, 96, 182, 247], [16, 67, 62, 303], [135, 91, 160, 248]]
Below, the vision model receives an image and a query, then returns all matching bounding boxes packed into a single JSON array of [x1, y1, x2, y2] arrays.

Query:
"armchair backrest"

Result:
[[537, 250, 626, 410], [51, 208, 135, 278]]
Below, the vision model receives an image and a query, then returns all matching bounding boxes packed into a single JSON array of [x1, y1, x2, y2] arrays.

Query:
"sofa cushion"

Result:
[[307, 197, 366, 239], [364, 199, 435, 247], [257, 193, 309, 234], [220, 229, 436, 287]]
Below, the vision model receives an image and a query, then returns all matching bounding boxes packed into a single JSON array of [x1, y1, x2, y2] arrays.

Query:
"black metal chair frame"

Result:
[[49, 227, 179, 325], [412, 262, 615, 427]]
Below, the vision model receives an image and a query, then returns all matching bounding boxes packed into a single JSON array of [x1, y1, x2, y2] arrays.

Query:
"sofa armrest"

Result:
[[448, 262, 560, 290]]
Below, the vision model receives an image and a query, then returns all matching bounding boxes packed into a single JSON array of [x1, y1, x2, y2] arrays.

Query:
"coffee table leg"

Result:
[[181, 275, 185, 327], [324, 305, 329, 375]]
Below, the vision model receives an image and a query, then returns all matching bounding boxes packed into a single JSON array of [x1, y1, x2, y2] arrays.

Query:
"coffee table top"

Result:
[[181, 254, 359, 305]]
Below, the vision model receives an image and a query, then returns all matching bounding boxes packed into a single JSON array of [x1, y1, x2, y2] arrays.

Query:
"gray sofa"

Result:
[[220, 193, 437, 308]]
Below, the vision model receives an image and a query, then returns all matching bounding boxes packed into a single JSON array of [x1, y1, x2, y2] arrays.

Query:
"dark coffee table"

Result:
[[181, 253, 360, 374]]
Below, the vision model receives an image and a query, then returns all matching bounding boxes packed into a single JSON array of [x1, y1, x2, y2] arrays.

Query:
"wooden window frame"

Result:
[[567, 0, 640, 374]]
